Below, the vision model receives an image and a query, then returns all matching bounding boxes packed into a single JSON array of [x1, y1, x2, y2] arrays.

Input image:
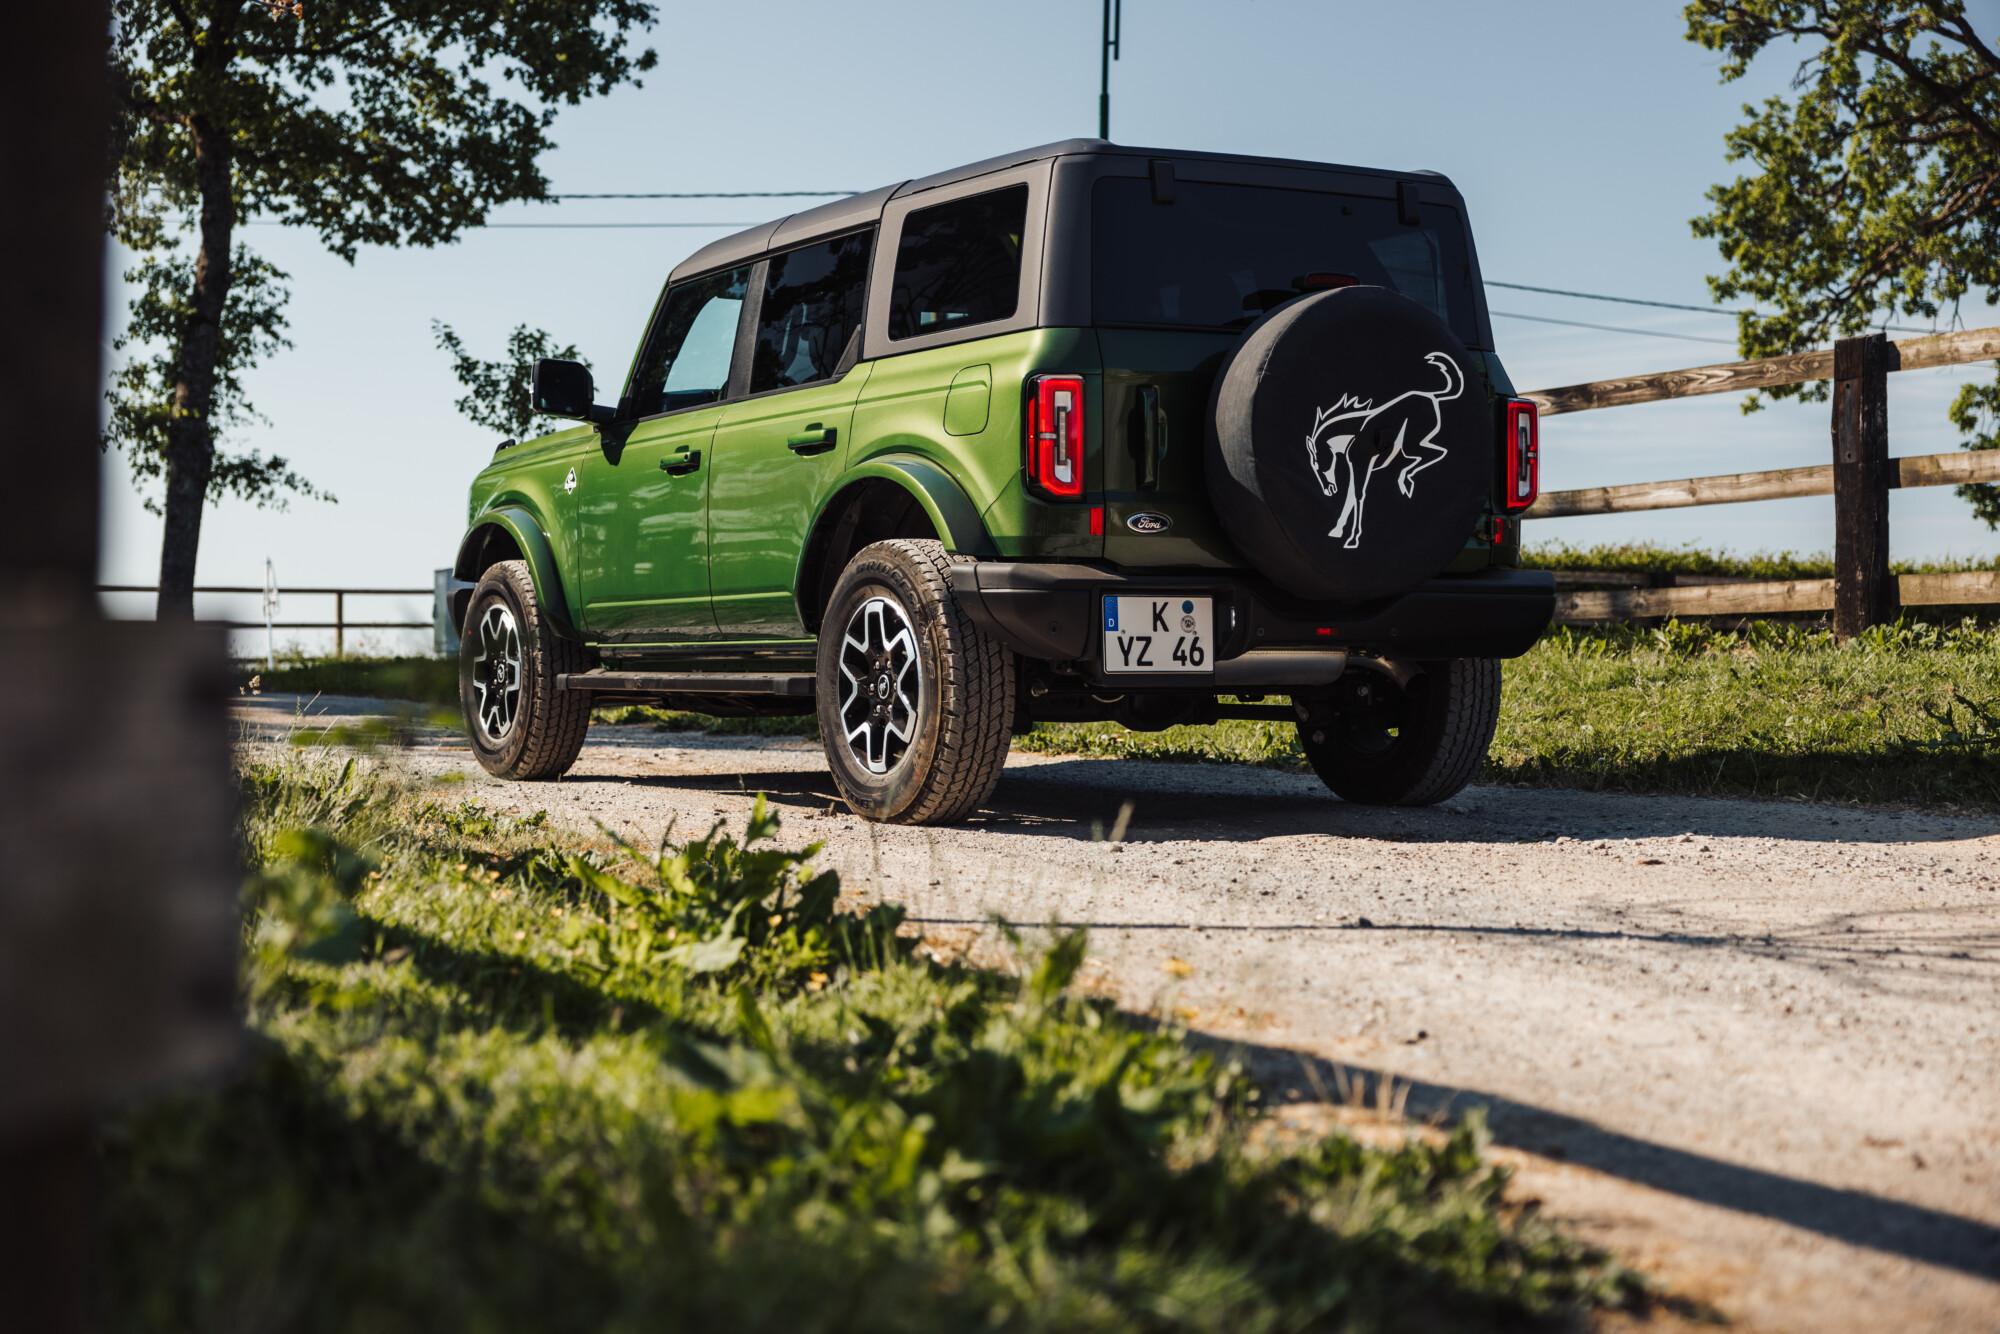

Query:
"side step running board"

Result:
[[558, 671, 815, 697]]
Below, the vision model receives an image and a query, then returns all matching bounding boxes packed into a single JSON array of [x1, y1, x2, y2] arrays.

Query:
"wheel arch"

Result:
[[453, 507, 580, 640], [794, 457, 996, 635]]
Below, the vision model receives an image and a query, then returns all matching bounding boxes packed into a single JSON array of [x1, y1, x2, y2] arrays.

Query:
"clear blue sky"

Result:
[[98, 0, 2000, 652]]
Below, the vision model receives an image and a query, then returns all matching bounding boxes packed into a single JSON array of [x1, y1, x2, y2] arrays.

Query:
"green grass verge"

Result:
[[98, 760, 1643, 1330], [1522, 540, 1994, 580], [258, 655, 458, 706], [592, 703, 820, 736], [258, 616, 2000, 811], [1018, 620, 2000, 809]]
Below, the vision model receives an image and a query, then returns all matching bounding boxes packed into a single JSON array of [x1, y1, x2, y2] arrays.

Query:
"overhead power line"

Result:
[[1489, 278, 1745, 316], [1487, 278, 1933, 335], [246, 196, 1939, 345], [1489, 309, 1737, 346]]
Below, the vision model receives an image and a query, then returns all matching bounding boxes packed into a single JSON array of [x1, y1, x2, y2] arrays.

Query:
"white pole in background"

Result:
[[262, 558, 278, 670]]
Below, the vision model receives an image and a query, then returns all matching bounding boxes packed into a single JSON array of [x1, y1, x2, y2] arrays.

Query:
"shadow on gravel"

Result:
[[903, 903, 2000, 993], [583, 751, 2000, 847], [1201, 1034, 2000, 1283]]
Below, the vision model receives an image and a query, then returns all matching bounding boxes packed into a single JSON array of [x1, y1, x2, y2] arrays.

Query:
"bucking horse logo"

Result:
[[1305, 351, 1464, 549]]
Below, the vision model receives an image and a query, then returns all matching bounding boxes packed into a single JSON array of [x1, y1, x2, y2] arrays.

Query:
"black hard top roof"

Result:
[[667, 139, 1453, 283]]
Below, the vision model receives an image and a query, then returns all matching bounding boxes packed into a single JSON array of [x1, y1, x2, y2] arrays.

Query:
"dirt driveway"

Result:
[[238, 695, 2000, 1331]]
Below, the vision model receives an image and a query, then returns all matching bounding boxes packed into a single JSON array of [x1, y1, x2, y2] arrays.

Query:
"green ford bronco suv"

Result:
[[452, 139, 1552, 824]]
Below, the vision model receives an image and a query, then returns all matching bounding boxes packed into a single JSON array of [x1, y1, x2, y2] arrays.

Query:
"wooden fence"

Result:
[[99, 329, 2000, 649], [98, 584, 433, 656], [1518, 326, 2000, 637]]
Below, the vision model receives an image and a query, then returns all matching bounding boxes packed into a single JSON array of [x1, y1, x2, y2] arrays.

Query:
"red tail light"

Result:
[[1025, 374, 1086, 499], [1503, 398, 1539, 511]]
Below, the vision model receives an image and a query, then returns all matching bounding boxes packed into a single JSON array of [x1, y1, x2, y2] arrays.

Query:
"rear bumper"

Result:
[[947, 561, 1553, 686]]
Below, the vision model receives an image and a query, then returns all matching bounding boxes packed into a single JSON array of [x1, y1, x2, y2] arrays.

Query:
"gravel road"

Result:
[[239, 695, 2000, 1332]]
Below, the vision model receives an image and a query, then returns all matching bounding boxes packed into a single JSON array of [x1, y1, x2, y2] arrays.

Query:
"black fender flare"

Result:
[[453, 506, 579, 640]]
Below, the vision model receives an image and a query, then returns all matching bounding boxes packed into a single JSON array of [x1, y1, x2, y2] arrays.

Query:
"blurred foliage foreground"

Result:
[[97, 760, 1644, 1332]]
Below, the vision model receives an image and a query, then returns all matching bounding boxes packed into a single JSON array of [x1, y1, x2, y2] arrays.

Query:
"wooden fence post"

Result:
[[1831, 333, 1896, 640], [335, 589, 346, 658]]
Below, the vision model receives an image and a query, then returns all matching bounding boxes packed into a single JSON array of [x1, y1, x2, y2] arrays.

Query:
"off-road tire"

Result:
[[1298, 657, 1500, 805], [816, 539, 1015, 824], [459, 560, 590, 780]]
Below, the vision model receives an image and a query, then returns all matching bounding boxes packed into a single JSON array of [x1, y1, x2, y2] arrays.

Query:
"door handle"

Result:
[[786, 424, 837, 455], [660, 448, 701, 475]]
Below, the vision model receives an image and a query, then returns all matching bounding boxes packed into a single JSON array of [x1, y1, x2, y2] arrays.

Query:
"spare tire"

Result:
[[1208, 286, 1487, 601]]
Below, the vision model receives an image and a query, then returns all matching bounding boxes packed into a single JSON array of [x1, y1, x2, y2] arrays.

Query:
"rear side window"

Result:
[[750, 230, 872, 393], [887, 184, 1028, 340], [1091, 178, 1480, 345], [627, 266, 750, 417]]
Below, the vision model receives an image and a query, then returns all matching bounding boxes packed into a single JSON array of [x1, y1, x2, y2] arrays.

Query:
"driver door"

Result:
[[575, 265, 750, 642]]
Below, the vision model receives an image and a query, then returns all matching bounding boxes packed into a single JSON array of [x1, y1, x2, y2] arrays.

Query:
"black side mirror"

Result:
[[532, 358, 611, 423]]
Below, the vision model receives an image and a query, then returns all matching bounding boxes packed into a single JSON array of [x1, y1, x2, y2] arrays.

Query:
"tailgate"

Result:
[[1096, 329, 1241, 570]]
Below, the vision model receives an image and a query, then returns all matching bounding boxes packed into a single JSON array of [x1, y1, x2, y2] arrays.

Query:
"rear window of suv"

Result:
[[1091, 178, 1480, 344], [887, 184, 1029, 340]]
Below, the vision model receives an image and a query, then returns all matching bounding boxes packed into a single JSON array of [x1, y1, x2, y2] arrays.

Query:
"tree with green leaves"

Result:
[[433, 322, 589, 442], [107, 0, 657, 616], [1685, 0, 1999, 525]]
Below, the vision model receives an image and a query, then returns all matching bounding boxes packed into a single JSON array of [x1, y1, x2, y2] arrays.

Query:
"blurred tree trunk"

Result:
[[0, 1, 237, 1326]]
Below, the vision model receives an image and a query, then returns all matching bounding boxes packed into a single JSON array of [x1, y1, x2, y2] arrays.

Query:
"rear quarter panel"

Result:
[[849, 327, 1102, 560]]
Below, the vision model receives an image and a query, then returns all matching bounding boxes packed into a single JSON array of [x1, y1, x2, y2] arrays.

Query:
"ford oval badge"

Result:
[[1125, 511, 1172, 534]]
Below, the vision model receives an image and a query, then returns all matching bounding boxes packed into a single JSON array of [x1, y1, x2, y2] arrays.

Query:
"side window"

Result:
[[626, 265, 749, 417], [887, 184, 1029, 340], [749, 230, 872, 393]]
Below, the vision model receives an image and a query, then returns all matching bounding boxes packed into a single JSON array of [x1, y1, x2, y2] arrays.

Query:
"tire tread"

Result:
[[469, 560, 590, 781], [819, 539, 1015, 824], [1301, 658, 1499, 806]]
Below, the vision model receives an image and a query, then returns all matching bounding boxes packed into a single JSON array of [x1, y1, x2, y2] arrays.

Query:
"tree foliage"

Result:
[[110, 0, 658, 262], [433, 322, 588, 442], [106, 246, 330, 513], [106, 0, 657, 610], [1684, 0, 2000, 524]]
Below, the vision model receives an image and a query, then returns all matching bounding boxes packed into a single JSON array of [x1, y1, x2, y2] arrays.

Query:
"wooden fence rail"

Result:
[[1518, 324, 2000, 637], [97, 585, 432, 656], [1528, 448, 2000, 519]]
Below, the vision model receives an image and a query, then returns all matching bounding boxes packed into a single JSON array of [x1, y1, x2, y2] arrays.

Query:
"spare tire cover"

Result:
[[1207, 286, 1485, 601]]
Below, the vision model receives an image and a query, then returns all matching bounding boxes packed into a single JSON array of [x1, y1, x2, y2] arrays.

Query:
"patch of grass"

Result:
[[1522, 540, 1993, 580], [1021, 619, 2000, 810], [592, 703, 819, 737], [258, 655, 458, 706], [98, 759, 1644, 1330], [254, 613, 2000, 811]]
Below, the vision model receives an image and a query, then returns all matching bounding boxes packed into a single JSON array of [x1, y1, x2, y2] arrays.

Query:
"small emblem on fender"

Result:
[[563, 467, 577, 495], [1125, 511, 1172, 534]]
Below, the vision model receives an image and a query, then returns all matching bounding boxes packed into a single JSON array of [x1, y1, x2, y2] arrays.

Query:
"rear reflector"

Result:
[[1088, 505, 1104, 536], [1025, 374, 1087, 499], [1503, 399, 1539, 511]]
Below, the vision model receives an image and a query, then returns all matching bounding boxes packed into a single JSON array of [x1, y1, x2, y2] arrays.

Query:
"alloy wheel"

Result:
[[472, 601, 524, 741], [837, 594, 922, 774]]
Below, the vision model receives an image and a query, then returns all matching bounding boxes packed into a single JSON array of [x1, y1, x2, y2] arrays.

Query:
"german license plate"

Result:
[[1101, 595, 1213, 674]]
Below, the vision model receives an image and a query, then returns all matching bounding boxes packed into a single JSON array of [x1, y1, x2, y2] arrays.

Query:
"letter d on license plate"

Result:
[[1101, 595, 1213, 674]]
